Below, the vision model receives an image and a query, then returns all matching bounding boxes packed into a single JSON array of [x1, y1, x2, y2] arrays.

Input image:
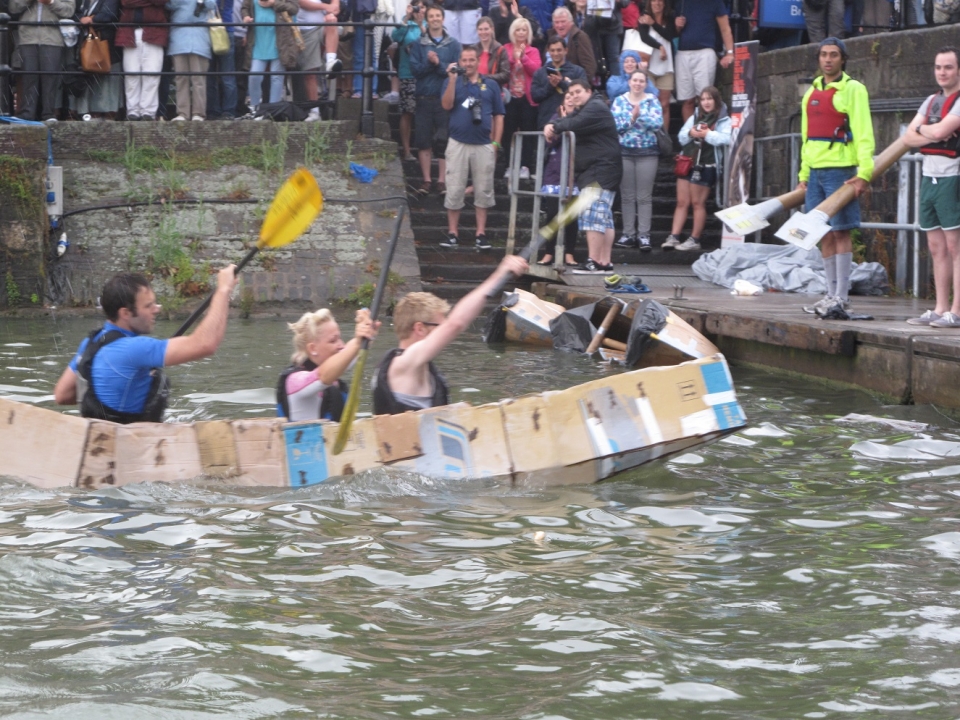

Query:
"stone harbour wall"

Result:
[[0, 120, 419, 313]]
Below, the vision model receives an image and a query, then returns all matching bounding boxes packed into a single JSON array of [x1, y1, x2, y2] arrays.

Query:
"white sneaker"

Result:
[[503, 168, 512, 180], [44, 117, 58, 125], [803, 295, 837, 314], [382, 91, 400, 104], [519, 166, 531, 180], [191, 115, 204, 121], [675, 237, 701, 251], [173, 115, 187, 122], [661, 234, 680, 250], [305, 108, 321, 122]]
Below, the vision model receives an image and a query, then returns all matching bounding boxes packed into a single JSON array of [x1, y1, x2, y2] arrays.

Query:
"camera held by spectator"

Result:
[[466, 96, 482, 124]]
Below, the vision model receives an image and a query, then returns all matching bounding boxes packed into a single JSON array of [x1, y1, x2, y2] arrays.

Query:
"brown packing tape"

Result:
[[195, 420, 240, 478], [77, 420, 118, 489]]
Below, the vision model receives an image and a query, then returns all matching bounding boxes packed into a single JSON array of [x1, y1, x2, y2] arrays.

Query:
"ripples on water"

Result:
[[3, 317, 960, 718]]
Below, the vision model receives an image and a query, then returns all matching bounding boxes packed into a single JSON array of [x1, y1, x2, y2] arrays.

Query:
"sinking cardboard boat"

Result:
[[488, 290, 718, 366], [0, 354, 746, 489]]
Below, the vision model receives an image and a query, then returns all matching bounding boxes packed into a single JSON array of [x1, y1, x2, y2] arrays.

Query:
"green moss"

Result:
[[5, 271, 22, 306], [0, 157, 37, 205], [88, 137, 290, 175]]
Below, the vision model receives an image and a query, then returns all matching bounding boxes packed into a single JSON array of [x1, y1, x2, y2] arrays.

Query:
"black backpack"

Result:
[[255, 101, 309, 121]]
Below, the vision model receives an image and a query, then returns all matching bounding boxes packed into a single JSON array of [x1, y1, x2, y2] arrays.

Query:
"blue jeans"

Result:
[[352, 20, 367, 94], [249, 58, 284, 109], [207, 34, 238, 118], [806, 166, 861, 232]]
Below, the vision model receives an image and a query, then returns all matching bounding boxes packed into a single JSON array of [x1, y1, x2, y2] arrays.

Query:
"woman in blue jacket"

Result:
[[605, 49, 655, 100], [167, 0, 217, 119]]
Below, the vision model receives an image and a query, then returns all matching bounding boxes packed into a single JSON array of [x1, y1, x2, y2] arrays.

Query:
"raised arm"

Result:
[[164, 265, 237, 366]]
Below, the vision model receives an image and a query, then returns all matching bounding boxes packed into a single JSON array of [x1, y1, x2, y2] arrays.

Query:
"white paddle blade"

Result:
[[774, 209, 831, 250], [715, 204, 771, 236]]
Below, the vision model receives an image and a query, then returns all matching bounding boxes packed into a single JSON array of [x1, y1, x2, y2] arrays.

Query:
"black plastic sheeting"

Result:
[[549, 297, 672, 366], [482, 292, 520, 344], [624, 299, 669, 367]]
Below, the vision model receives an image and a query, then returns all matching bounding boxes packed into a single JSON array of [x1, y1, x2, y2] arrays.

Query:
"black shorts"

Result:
[[414, 95, 448, 156], [689, 165, 718, 188]]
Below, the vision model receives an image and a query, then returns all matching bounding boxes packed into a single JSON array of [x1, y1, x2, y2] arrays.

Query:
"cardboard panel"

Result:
[[113, 422, 203, 485], [504, 289, 564, 346], [195, 420, 240, 478], [374, 412, 423, 463], [659, 311, 720, 359], [394, 402, 513, 479], [501, 392, 589, 473], [0, 398, 89, 489], [77, 421, 118, 489], [283, 421, 329, 487], [233, 418, 288, 486], [322, 416, 381, 478]]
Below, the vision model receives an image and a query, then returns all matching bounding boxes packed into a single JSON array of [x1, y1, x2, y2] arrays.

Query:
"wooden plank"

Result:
[[0, 398, 89, 489], [704, 313, 856, 357]]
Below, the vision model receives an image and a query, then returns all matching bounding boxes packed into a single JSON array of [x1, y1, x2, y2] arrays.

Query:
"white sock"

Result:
[[823, 255, 837, 298], [326, 53, 338, 66], [835, 252, 853, 302]]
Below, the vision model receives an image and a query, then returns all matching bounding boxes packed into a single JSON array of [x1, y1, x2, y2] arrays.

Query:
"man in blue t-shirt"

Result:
[[54, 267, 237, 423], [439, 45, 505, 249], [674, 0, 734, 121]]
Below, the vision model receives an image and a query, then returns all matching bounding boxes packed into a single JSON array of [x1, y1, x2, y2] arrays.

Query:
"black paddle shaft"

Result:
[[173, 244, 259, 338], [486, 233, 544, 300], [360, 204, 407, 351]]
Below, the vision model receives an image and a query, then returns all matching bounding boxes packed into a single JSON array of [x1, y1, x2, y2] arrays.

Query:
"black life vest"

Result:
[[806, 84, 852, 146], [275, 360, 348, 422], [372, 348, 449, 415], [919, 90, 960, 159], [77, 328, 169, 424]]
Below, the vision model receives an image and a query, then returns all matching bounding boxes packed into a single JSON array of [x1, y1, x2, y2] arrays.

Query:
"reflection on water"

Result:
[[2, 316, 960, 717]]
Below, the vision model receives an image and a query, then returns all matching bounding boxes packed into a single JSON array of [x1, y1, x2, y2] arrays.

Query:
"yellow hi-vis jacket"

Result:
[[799, 72, 875, 183]]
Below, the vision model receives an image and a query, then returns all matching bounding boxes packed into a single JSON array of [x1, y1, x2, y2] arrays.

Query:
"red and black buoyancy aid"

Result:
[[919, 90, 960, 159], [806, 84, 852, 146]]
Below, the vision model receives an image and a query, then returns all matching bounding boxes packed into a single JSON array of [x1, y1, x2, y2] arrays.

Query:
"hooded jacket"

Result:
[[678, 102, 732, 174], [605, 49, 657, 99], [409, 30, 462, 97], [611, 90, 662, 154], [799, 72, 875, 183], [11, 0, 76, 46], [550, 91, 622, 190]]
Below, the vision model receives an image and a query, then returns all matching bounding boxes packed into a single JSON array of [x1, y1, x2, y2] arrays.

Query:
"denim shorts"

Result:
[[805, 166, 861, 232]]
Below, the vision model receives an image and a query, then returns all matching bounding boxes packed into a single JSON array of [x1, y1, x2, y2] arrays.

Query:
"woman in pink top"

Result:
[[276, 308, 379, 422], [502, 17, 541, 181]]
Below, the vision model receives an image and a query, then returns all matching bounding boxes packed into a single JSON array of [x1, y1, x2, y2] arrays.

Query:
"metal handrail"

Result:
[[0, 13, 399, 132], [506, 129, 575, 279]]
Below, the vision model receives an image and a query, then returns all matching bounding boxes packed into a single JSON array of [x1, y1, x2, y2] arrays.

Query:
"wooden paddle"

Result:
[[585, 300, 623, 354], [332, 204, 407, 455], [173, 168, 324, 337]]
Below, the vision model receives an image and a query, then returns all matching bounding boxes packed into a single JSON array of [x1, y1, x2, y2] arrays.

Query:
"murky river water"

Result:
[[2, 315, 960, 718]]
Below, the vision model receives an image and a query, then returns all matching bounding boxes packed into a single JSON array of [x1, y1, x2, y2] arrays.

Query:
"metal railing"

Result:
[[754, 130, 925, 296], [505, 130, 576, 281], [0, 13, 399, 134]]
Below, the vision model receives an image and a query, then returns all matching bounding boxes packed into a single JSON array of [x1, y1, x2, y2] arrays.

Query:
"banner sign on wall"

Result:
[[724, 40, 759, 224], [758, 0, 806, 28]]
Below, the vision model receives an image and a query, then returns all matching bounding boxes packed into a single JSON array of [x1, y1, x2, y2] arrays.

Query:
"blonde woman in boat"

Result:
[[277, 308, 379, 422], [372, 254, 528, 415]]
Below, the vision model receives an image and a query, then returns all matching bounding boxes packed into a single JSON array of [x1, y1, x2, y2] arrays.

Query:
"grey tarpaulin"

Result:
[[691, 244, 889, 296]]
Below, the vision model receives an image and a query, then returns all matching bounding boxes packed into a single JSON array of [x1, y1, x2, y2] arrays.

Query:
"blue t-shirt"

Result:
[[677, 0, 727, 52], [252, 2, 279, 61], [69, 322, 169, 414], [442, 75, 505, 145]]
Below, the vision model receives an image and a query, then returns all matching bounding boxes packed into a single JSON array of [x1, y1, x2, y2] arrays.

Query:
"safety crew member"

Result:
[[372, 254, 528, 415], [53, 267, 237, 423], [277, 308, 379, 422], [796, 36, 874, 317], [903, 46, 960, 328]]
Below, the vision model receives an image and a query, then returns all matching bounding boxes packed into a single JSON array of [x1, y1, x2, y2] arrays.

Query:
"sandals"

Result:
[[537, 256, 554, 266]]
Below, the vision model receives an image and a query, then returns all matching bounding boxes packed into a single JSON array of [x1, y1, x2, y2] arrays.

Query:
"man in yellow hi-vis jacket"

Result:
[[796, 37, 875, 315]]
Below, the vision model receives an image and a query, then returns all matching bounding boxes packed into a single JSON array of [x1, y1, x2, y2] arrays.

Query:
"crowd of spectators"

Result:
[[6, 0, 956, 270]]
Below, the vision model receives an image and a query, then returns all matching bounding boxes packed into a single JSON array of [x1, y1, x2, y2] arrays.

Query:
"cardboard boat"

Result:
[[0, 354, 746, 490], [492, 290, 720, 366]]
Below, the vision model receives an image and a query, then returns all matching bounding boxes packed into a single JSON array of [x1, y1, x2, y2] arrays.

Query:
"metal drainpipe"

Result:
[[0, 14, 12, 116], [361, 17, 375, 138]]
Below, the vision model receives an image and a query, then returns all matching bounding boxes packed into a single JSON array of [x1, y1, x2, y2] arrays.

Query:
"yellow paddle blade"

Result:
[[258, 168, 323, 249], [332, 348, 368, 455]]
